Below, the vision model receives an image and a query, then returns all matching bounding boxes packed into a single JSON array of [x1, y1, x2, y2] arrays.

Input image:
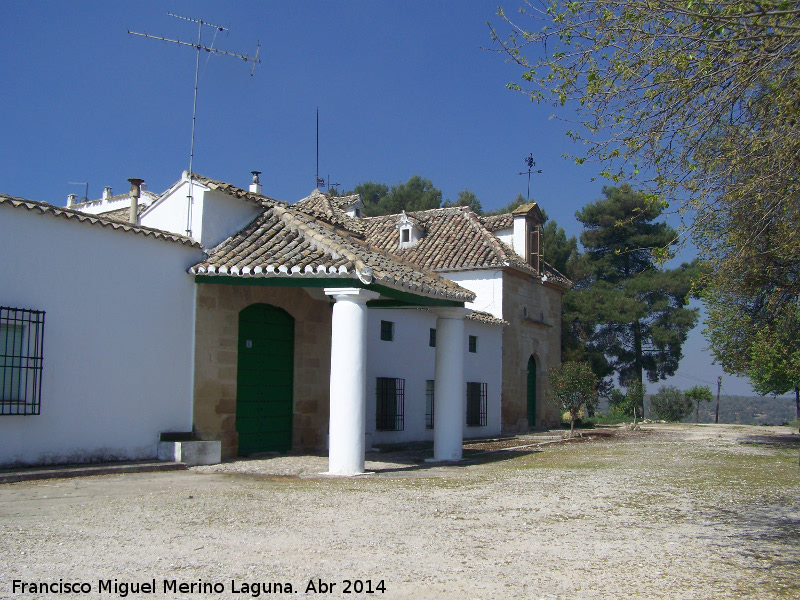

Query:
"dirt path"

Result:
[[2, 424, 799, 599]]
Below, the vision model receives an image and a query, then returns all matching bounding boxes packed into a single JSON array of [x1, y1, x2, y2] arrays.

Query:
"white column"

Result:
[[432, 307, 469, 461], [324, 287, 380, 475]]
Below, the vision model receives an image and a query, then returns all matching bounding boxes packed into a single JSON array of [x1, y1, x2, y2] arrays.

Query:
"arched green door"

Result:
[[527, 355, 537, 429], [236, 304, 294, 455]]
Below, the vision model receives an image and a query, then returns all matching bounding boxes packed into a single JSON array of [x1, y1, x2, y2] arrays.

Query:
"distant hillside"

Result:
[[676, 394, 797, 425], [597, 394, 798, 425]]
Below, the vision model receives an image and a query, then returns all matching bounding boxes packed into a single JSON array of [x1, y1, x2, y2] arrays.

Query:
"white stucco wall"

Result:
[[139, 180, 198, 239], [141, 178, 261, 248], [494, 227, 513, 249], [439, 270, 504, 320], [364, 308, 502, 446], [0, 204, 201, 467]]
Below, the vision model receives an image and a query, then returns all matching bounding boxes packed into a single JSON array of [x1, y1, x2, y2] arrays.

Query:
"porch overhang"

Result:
[[193, 274, 465, 308]]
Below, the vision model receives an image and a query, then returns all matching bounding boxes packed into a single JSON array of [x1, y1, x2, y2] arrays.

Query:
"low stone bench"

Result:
[[157, 432, 221, 466]]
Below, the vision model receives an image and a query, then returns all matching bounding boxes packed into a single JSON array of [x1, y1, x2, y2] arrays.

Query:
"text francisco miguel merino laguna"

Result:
[[12, 577, 387, 596]]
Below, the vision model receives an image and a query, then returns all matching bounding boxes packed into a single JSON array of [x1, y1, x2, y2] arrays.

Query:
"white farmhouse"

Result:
[[0, 171, 569, 475]]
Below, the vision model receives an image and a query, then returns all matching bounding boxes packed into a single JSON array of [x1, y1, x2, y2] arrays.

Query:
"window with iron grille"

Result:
[[468, 335, 477, 353], [376, 377, 404, 431], [429, 328, 436, 348], [1, 306, 45, 416], [425, 380, 435, 429], [466, 381, 487, 427], [380, 320, 394, 341]]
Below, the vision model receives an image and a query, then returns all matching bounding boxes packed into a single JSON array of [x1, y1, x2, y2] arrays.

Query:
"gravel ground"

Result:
[[2, 423, 799, 599]]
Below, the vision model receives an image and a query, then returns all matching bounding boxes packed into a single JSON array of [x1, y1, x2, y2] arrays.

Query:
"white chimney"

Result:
[[67, 194, 77, 207], [127, 178, 144, 224], [249, 170, 262, 195], [103, 186, 112, 200]]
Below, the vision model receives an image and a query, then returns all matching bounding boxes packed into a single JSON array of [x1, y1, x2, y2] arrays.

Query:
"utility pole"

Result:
[[715, 376, 721, 424]]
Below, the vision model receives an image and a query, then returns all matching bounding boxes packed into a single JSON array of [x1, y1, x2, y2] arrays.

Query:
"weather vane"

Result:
[[518, 153, 542, 201]]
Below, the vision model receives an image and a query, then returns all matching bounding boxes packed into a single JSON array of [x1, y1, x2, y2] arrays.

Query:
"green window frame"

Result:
[[468, 335, 477, 353], [466, 381, 487, 427], [380, 320, 394, 342], [429, 328, 436, 348]]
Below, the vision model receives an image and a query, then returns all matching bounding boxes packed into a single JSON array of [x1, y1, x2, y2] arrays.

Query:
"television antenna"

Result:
[[518, 153, 542, 201], [128, 13, 261, 236], [68, 182, 89, 203], [315, 109, 341, 193]]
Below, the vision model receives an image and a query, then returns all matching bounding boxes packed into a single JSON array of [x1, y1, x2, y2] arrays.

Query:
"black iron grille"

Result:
[[466, 381, 487, 427], [376, 377, 404, 431], [1, 306, 45, 416], [425, 380, 435, 429]]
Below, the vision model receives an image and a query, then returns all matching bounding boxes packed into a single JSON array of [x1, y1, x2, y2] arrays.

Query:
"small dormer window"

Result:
[[355, 207, 362, 218], [396, 210, 424, 249]]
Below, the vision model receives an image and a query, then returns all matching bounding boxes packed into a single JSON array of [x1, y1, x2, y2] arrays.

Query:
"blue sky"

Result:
[[1, 1, 761, 397]]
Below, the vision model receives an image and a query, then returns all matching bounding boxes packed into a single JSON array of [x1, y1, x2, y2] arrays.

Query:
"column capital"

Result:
[[324, 287, 381, 303], [433, 306, 470, 320]]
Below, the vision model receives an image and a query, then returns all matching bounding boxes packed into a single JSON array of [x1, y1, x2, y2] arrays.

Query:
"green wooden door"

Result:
[[236, 304, 294, 455], [526, 355, 537, 429]]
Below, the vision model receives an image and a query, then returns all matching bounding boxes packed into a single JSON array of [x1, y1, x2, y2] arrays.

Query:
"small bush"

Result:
[[593, 409, 629, 425]]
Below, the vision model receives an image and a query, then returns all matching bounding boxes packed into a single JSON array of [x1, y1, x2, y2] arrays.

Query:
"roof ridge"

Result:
[[274, 204, 473, 299], [460, 207, 515, 265], [187, 172, 286, 207]]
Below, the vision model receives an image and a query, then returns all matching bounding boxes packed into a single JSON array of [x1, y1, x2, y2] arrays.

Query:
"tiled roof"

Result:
[[362, 207, 571, 288], [481, 213, 513, 231], [92, 204, 148, 223], [333, 193, 361, 209], [189, 172, 286, 208], [293, 189, 365, 235], [466, 311, 508, 326], [189, 182, 474, 303], [0, 194, 200, 247], [361, 207, 530, 272], [72, 189, 159, 210]]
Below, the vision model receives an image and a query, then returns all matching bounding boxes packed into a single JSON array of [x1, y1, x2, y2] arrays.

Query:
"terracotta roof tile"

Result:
[[189, 182, 474, 303], [481, 213, 513, 231], [293, 189, 365, 235], [0, 194, 200, 247], [361, 207, 526, 271]]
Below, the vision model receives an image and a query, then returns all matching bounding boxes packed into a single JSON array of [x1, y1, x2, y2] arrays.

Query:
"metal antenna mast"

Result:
[[315, 108, 339, 193], [518, 153, 542, 201], [316, 108, 325, 189], [128, 13, 261, 236]]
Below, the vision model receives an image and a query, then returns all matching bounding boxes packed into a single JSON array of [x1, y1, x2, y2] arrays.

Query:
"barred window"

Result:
[[1, 307, 45, 416], [468, 335, 478, 353], [376, 377, 404, 431], [466, 381, 487, 427], [425, 380, 435, 429], [380, 320, 394, 341], [429, 328, 436, 348]]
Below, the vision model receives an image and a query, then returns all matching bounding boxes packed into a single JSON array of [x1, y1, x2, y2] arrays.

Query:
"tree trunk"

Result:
[[633, 319, 644, 417], [795, 386, 799, 423]]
